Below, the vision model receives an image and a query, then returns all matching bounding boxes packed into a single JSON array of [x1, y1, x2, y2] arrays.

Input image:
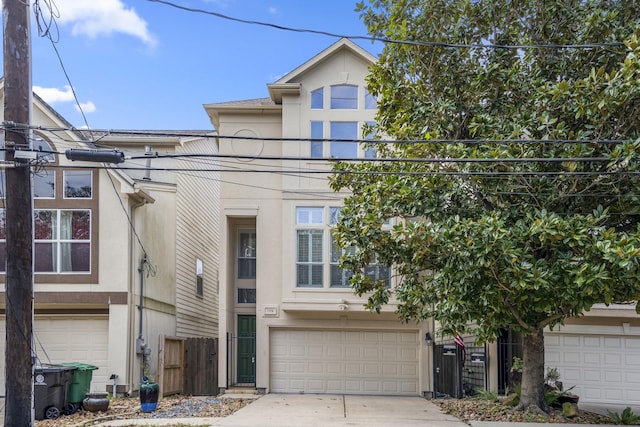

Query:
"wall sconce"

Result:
[[425, 332, 433, 346]]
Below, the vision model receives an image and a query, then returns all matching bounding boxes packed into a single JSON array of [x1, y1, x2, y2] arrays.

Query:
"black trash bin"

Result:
[[33, 364, 77, 420]]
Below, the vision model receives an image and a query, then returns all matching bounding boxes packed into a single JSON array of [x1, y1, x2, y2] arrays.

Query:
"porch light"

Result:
[[425, 332, 433, 346]]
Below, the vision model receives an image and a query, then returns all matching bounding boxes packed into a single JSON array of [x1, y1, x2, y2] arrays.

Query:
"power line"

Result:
[[10, 124, 636, 146], [145, 0, 626, 50]]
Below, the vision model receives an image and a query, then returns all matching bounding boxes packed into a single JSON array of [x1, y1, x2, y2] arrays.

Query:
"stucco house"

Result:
[[0, 87, 220, 397], [205, 37, 640, 409], [206, 38, 434, 396]]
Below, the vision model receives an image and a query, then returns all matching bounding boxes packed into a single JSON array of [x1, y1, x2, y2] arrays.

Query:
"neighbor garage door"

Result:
[[546, 333, 640, 405], [0, 318, 109, 396], [270, 329, 420, 395]]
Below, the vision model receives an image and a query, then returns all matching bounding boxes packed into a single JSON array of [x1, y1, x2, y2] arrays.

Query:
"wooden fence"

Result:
[[158, 335, 219, 397]]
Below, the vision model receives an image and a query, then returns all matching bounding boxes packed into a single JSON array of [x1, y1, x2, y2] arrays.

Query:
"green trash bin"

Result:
[[61, 362, 98, 413]]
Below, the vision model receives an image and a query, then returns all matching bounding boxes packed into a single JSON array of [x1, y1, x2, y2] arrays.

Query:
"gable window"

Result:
[[33, 209, 91, 273], [364, 89, 377, 110], [330, 122, 357, 158], [331, 85, 358, 109], [310, 87, 324, 109], [196, 258, 204, 296], [310, 121, 323, 158], [64, 170, 92, 199], [238, 231, 256, 279]]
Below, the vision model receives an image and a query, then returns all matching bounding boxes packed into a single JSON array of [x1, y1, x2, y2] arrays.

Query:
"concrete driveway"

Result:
[[215, 394, 468, 427]]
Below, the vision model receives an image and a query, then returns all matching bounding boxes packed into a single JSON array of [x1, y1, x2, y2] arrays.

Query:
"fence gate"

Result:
[[434, 341, 487, 398], [184, 337, 219, 396]]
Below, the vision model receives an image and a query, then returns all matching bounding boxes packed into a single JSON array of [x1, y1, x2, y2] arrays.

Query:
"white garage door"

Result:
[[0, 318, 109, 396], [270, 329, 420, 395], [546, 333, 640, 405]]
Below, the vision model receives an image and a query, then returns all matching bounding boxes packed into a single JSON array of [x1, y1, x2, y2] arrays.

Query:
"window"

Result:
[[364, 89, 377, 110], [238, 288, 256, 304], [331, 85, 358, 109], [295, 206, 391, 289], [34, 171, 55, 198], [330, 236, 355, 287], [310, 88, 324, 109], [33, 209, 91, 273], [33, 137, 55, 162], [297, 230, 323, 287], [365, 259, 391, 288], [330, 122, 358, 158], [64, 170, 92, 199], [363, 121, 378, 159], [238, 231, 256, 279], [196, 258, 204, 296], [310, 121, 323, 158], [296, 207, 323, 225]]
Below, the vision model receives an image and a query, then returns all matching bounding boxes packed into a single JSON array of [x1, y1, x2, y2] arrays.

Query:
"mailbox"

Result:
[[443, 344, 457, 355], [471, 352, 486, 364]]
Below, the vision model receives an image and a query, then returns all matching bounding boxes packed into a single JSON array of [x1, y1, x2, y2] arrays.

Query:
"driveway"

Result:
[[215, 394, 468, 427]]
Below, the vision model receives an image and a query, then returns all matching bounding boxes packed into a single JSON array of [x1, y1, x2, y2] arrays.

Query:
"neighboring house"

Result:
[[484, 304, 640, 408], [205, 37, 640, 407], [206, 38, 434, 396], [0, 87, 220, 396]]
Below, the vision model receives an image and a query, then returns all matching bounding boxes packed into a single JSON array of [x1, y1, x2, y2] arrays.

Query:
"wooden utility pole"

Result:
[[3, 0, 34, 425]]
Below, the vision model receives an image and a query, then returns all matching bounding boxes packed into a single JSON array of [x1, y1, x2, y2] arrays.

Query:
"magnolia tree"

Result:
[[330, 0, 640, 413]]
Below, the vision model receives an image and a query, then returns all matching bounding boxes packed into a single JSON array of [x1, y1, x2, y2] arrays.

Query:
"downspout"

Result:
[[138, 253, 148, 382], [127, 197, 146, 396]]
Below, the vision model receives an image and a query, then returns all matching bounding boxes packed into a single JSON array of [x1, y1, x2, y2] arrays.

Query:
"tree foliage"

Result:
[[331, 0, 640, 412]]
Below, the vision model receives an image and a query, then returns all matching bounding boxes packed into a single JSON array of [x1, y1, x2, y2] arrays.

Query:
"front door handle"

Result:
[[251, 356, 255, 364]]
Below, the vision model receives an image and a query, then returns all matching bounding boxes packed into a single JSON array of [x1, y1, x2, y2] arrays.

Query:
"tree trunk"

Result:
[[514, 329, 549, 414]]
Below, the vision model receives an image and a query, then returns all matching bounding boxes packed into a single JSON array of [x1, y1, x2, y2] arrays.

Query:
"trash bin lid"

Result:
[[35, 363, 77, 373], [61, 362, 98, 371]]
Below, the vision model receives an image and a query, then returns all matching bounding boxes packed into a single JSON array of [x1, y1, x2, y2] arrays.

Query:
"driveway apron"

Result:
[[216, 394, 468, 427]]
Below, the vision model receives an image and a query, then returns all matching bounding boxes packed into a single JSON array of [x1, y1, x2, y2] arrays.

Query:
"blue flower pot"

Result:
[[140, 378, 159, 413]]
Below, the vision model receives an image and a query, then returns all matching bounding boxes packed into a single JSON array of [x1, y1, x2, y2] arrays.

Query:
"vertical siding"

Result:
[[175, 136, 220, 337]]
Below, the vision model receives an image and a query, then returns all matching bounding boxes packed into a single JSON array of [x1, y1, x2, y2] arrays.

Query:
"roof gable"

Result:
[[273, 38, 377, 85]]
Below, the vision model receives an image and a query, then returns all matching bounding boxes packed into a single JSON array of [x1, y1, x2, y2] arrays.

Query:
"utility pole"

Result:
[[3, 0, 34, 425]]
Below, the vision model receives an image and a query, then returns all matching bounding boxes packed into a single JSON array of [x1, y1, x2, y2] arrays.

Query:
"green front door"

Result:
[[237, 315, 256, 384]]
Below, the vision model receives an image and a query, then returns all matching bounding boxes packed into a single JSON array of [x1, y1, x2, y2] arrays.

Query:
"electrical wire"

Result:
[[145, 0, 626, 50], [9, 123, 635, 146]]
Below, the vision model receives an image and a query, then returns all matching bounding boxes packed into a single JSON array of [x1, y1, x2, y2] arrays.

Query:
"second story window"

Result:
[[331, 85, 358, 109], [34, 209, 91, 273], [238, 231, 256, 279], [295, 206, 391, 289], [196, 258, 204, 296]]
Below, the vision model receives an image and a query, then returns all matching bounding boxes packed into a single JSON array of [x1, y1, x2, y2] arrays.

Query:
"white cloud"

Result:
[[75, 101, 96, 114], [37, 0, 157, 47], [34, 85, 96, 114], [33, 85, 75, 103], [268, 7, 278, 15]]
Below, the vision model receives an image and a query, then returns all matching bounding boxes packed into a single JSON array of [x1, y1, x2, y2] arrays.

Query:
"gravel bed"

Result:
[[434, 397, 615, 425], [34, 395, 254, 427]]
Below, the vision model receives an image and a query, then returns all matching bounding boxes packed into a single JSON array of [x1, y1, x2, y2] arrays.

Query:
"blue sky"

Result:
[[4, 0, 382, 130]]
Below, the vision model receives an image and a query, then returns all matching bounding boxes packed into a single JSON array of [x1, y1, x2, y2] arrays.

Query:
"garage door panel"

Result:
[[270, 329, 419, 395], [546, 333, 640, 406]]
